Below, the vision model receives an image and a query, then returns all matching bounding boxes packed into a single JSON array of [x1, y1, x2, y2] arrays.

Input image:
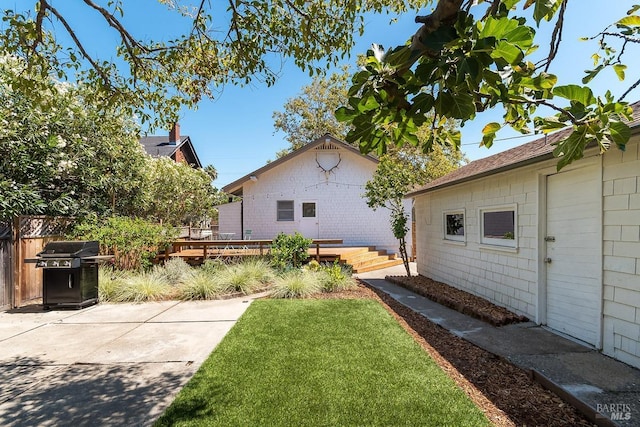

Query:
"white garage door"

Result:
[[546, 160, 601, 347]]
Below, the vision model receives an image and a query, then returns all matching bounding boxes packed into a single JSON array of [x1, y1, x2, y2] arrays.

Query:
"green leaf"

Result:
[[357, 95, 380, 113], [552, 127, 589, 170], [617, 15, 640, 26], [553, 85, 596, 106], [436, 91, 476, 120], [335, 106, 356, 122], [608, 120, 630, 146], [491, 41, 523, 65], [482, 122, 501, 135], [533, 0, 562, 24], [613, 64, 627, 81], [519, 72, 557, 90]]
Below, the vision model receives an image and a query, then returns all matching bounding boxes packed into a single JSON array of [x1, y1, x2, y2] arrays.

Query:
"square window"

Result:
[[480, 206, 517, 247], [277, 200, 294, 221], [302, 202, 316, 218], [444, 211, 465, 242]]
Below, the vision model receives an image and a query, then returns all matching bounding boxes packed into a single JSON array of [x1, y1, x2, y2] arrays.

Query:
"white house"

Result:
[[408, 102, 640, 368], [218, 135, 411, 255]]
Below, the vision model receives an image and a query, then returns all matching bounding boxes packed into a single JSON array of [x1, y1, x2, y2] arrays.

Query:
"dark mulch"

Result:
[[386, 275, 529, 326], [320, 283, 594, 426]]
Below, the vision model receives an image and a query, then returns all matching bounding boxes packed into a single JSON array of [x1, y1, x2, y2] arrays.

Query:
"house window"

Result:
[[277, 200, 294, 221], [444, 210, 465, 242], [480, 205, 517, 247], [302, 202, 316, 218]]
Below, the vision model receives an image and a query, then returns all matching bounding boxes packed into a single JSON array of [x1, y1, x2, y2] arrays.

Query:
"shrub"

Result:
[[178, 269, 229, 300], [320, 261, 357, 293], [270, 232, 313, 270], [70, 216, 177, 270], [270, 271, 322, 299]]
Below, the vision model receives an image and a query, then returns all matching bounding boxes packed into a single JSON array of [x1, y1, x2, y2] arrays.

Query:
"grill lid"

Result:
[[37, 241, 99, 258]]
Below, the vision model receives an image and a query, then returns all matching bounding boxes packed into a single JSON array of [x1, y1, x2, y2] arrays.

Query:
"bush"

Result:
[[270, 232, 312, 270], [320, 261, 357, 292], [270, 271, 322, 299], [70, 216, 177, 270]]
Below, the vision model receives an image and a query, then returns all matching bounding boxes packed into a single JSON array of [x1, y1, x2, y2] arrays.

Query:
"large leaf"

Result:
[[608, 120, 631, 146], [553, 85, 596, 106], [435, 91, 476, 120], [552, 127, 589, 170], [617, 15, 640, 26], [491, 41, 523, 65], [532, 0, 563, 24]]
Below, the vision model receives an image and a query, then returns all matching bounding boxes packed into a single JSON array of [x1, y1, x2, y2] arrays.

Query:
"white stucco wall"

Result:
[[237, 146, 409, 254], [602, 136, 640, 367], [414, 164, 540, 319]]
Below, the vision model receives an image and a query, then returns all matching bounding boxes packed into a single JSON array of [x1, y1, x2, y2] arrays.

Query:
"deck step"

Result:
[[337, 246, 404, 273], [352, 259, 404, 273]]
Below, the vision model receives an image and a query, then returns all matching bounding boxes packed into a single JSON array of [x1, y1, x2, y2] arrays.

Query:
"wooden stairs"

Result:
[[337, 246, 404, 273]]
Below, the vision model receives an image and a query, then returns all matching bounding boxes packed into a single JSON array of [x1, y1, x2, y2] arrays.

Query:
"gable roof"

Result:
[[139, 135, 203, 168], [407, 101, 640, 197], [222, 134, 377, 195]]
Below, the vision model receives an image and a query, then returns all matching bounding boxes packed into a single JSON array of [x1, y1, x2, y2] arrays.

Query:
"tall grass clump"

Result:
[[98, 267, 129, 302], [178, 269, 229, 300], [220, 261, 274, 295], [270, 271, 322, 299], [114, 270, 172, 302], [155, 257, 194, 285]]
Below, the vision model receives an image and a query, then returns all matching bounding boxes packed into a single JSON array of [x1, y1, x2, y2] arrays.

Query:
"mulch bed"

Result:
[[386, 275, 528, 326], [319, 283, 594, 426]]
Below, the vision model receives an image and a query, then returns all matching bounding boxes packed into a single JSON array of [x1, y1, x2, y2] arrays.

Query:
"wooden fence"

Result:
[[0, 216, 73, 309]]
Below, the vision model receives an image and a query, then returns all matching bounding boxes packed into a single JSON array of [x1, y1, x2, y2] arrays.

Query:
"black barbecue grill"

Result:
[[28, 240, 104, 310]]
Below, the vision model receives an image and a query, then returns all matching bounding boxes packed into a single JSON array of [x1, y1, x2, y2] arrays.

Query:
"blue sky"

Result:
[[11, 1, 640, 187]]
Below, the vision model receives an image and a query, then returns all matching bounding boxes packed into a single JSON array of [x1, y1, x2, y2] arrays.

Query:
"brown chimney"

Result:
[[169, 122, 180, 145]]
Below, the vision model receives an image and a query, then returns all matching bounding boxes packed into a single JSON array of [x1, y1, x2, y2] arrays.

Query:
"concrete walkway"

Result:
[[357, 264, 640, 427], [0, 295, 263, 426]]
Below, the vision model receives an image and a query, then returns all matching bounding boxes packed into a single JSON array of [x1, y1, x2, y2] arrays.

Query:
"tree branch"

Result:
[[44, 3, 116, 92]]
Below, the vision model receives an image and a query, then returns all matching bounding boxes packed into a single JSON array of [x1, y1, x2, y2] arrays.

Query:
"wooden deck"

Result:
[[164, 240, 404, 272]]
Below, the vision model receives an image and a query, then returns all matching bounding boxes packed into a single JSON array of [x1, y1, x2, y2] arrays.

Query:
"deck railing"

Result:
[[168, 239, 343, 262]]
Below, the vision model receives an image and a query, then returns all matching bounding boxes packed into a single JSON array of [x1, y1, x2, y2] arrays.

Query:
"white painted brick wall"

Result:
[[414, 165, 540, 319], [221, 147, 408, 254], [602, 136, 640, 368]]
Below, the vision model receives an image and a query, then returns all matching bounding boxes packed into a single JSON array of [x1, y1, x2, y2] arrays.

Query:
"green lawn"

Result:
[[155, 299, 490, 426]]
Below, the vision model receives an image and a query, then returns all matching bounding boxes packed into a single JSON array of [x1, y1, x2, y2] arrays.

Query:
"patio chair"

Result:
[[242, 229, 252, 251]]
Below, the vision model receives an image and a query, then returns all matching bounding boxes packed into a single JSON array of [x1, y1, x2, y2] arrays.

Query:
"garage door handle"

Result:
[[544, 257, 552, 264]]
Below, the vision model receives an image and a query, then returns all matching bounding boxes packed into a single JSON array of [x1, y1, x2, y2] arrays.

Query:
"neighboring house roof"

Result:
[[222, 134, 377, 195], [139, 134, 203, 168], [407, 101, 640, 197]]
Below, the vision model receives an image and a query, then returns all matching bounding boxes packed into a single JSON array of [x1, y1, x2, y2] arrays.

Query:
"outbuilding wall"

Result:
[[602, 137, 640, 367], [239, 147, 408, 254], [414, 163, 541, 319]]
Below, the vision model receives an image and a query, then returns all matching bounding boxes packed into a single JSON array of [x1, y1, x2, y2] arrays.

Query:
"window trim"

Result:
[[478, 204, 518, 248], [277, 200, 294, 221], [443, 209, 466, 243]]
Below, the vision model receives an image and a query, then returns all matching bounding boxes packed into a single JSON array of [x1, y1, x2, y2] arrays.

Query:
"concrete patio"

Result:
[[0, 295, 263, 426]]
